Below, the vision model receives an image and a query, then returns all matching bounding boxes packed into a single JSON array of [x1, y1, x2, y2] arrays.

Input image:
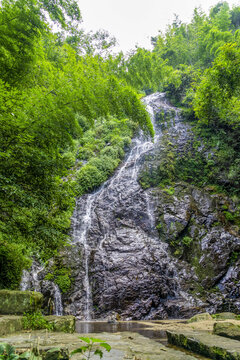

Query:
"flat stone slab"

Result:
[[0, 330, 199, 359], [0, 315, 76, 336], [167, 330, 240, 359]]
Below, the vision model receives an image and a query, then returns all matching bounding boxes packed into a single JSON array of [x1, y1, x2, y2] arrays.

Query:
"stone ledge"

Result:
[[167, 330, 240, 359], [0, 290, 43, 315], [0, 316, 23, 336], [0, 315, 75, 336]]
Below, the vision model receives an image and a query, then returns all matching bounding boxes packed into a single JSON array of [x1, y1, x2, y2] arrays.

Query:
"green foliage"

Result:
[[1, 0, 240, 290], [0, 0, 153, 288], [22, 311, 54, 331], [75, 116, 135, 196], [193, 42, 240, 128], [0, 239, 31, 290], [162, 187, 175, 196], [0, 343, 39, 360], [228, 251, 240, 265], [156, 223, 162, 231], [44, 256, 72, 293], [0, 343, 19, 360], [71, 337, 111, 359], [113, 47, 168, 93], [163, 66, 199, 106], [0, 0, 45, 85], [182, 236, 193, 247]]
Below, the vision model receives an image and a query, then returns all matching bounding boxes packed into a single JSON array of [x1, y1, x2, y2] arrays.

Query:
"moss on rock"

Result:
[[167, 330, 240, 359], [213, 322, 240, 341], [45, 315, 75, 333], [0, 290, 43, 315], [187, 312, 213, 323], [42, 347, 69, 360], [0, 316, 23, 336], [212, 312, 237, 320]]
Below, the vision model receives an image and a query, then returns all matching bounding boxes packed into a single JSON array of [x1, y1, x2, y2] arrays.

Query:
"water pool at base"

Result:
[[75, 321, 210, 360]]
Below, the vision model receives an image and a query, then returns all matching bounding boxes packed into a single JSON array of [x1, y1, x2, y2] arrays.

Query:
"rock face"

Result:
[[63, 94, 200, 320], [22, 93, 239, 320], [0, 290, 43, 315], [21, 263, 64, 316], [62, 92, 240, 320], [154, 183, 240, 313]]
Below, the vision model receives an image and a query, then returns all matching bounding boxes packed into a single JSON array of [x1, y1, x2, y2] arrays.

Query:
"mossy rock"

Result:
[[0, 290, 43, 315], [0, 316, 23, 335], [167, 330, 240, 359], [213, 322, 240, 340], [42, 347, 69, 360], [187, 312, 213, 323], [212, 312, 237, 320], [45, 315, 75, 333]]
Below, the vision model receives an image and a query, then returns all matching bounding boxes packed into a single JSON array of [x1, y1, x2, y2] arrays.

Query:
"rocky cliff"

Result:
[[60, 93, 240, 320], [22, 93, 240, 320]]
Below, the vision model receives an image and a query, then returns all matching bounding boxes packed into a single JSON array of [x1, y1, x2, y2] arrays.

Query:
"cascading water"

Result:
[[20, 263, 44, 292], [20, 262, 63, 316], [52, 283, 64, 316], [68, 92, 195, 320]]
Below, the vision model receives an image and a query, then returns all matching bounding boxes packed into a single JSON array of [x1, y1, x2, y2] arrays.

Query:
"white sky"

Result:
[[78, 0, 239, 53]]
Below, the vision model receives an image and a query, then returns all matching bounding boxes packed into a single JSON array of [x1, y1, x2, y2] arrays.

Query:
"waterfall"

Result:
[[70, 93, 183, 320], [52, 283, 63, 316], [20, 262, 44, 292], [20, 262, 63, 316]]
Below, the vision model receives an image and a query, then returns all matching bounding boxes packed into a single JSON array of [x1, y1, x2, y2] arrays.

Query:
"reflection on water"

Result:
[[75, 321, 168, 344]]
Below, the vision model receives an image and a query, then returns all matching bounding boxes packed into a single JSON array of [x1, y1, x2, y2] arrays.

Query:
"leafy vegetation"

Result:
[[1, 0, 240, 289], [0, 342, 36, 360], [44, 256, 72, 293], [71, 337, 111, 360], [22, 311, 54, 330], [0, 0, 153, 288], [129, 2, 240, 200]]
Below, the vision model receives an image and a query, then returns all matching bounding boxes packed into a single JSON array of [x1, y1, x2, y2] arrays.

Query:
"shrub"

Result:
[[76, 165, 105, 195], [182, 236, 193, 247], [0, 239, 31, 290], [22, 311, 54, 331]]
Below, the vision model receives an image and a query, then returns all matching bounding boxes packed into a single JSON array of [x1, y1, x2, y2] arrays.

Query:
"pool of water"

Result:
[[75, 321, 210, 360], [75, 321, 167, 344]]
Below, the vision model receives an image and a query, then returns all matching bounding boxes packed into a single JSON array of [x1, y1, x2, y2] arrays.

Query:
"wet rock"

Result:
[[0, 290, 43, 315], [23, 93, 240, 321], [62, 94, 207, 320]]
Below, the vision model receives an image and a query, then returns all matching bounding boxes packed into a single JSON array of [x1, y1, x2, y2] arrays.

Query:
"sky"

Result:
[[78, 0, 239, 53]]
